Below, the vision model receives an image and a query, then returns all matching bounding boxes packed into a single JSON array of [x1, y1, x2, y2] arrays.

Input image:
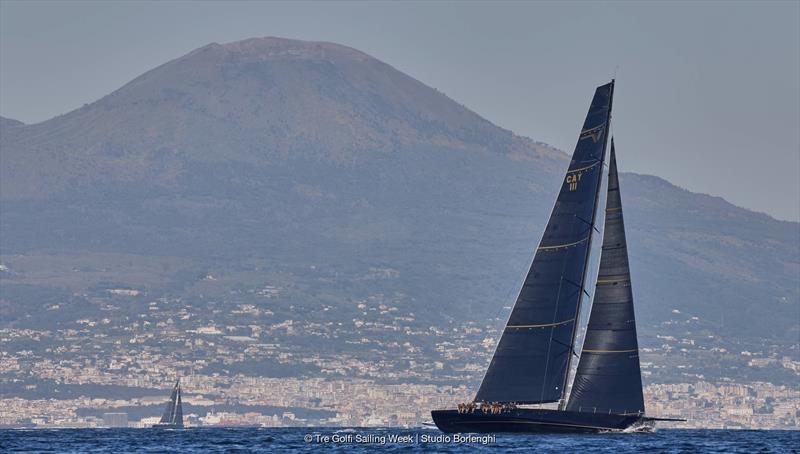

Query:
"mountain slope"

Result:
[[0, 37, 559, 199], [622, 173, 798, 339], [0, 116, 25, 128], [1, 37, 797, 384]]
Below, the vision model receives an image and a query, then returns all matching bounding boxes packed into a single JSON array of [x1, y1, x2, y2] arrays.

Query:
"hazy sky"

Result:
[[1, 1, 798, 221]]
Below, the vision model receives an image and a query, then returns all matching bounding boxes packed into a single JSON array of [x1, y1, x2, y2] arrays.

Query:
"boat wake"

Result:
[[623, 420, 656, 433]]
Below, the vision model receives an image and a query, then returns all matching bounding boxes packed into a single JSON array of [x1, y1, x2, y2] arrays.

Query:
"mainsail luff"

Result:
[[566, 142, 645, 415], [475, 81, 614, 404]]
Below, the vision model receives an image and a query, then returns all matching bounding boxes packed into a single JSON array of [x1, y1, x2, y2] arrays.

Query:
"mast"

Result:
[[475, 81, 614, 404], [566, 142, 645, 415]]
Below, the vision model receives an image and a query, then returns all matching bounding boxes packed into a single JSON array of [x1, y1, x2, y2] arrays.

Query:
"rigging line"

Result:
[[574, 214, 601, 234], [562, 277, 591, 298], [493, 271, 521, 321], [551, 338, 576, 355]]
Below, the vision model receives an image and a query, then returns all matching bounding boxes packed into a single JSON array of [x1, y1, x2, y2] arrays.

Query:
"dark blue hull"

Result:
[[431, 408, 646, 433], [152, 423, 184, 429]]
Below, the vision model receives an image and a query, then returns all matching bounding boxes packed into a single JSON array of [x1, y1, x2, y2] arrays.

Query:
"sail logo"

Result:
[[566, 172, 582, 191], [580, 123, 605, 143]]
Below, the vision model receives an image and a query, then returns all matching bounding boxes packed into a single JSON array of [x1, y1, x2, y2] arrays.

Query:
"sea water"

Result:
[[1, 427, 798, 453]]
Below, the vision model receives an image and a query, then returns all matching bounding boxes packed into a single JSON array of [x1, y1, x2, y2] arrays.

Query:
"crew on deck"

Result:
[[457, 401, 517, 414]]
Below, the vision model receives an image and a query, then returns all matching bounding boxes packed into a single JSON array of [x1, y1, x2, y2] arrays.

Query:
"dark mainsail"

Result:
[[160, 383, 177, 423], [475, 81, 614, 404], [566, 142, 645, 415]]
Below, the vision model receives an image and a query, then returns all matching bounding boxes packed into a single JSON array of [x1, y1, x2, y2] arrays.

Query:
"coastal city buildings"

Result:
[[0, 287, 800, 429], [0, 378, 797, 429], [1, 290, 797, 430]]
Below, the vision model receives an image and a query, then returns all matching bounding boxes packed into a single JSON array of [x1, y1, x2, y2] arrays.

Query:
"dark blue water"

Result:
[[1, 428, 798, 453]]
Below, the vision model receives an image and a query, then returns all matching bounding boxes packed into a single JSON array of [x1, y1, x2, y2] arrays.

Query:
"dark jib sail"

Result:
[[566, 142, 645, 415], [475, 81, 614, 404]]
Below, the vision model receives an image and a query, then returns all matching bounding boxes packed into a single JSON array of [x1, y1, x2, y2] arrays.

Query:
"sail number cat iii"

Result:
[[431, 81, 681, 433]]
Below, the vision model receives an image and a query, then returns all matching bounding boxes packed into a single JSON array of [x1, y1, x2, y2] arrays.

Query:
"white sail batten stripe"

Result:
[[566, 160, 601, 174], [506, 318, 576, 329], [596, 278, 630, 284], [538, 236, 590, 251]]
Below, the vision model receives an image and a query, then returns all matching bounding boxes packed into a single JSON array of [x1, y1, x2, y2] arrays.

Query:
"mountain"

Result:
[[1, 37, 797, 387], [0, 37, 559, 199], [0, 116, 24, 128]]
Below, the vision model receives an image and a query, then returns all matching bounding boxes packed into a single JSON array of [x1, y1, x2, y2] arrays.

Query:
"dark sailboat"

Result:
[[154, 380, 184, 429], [432, 81, 678, 433]]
